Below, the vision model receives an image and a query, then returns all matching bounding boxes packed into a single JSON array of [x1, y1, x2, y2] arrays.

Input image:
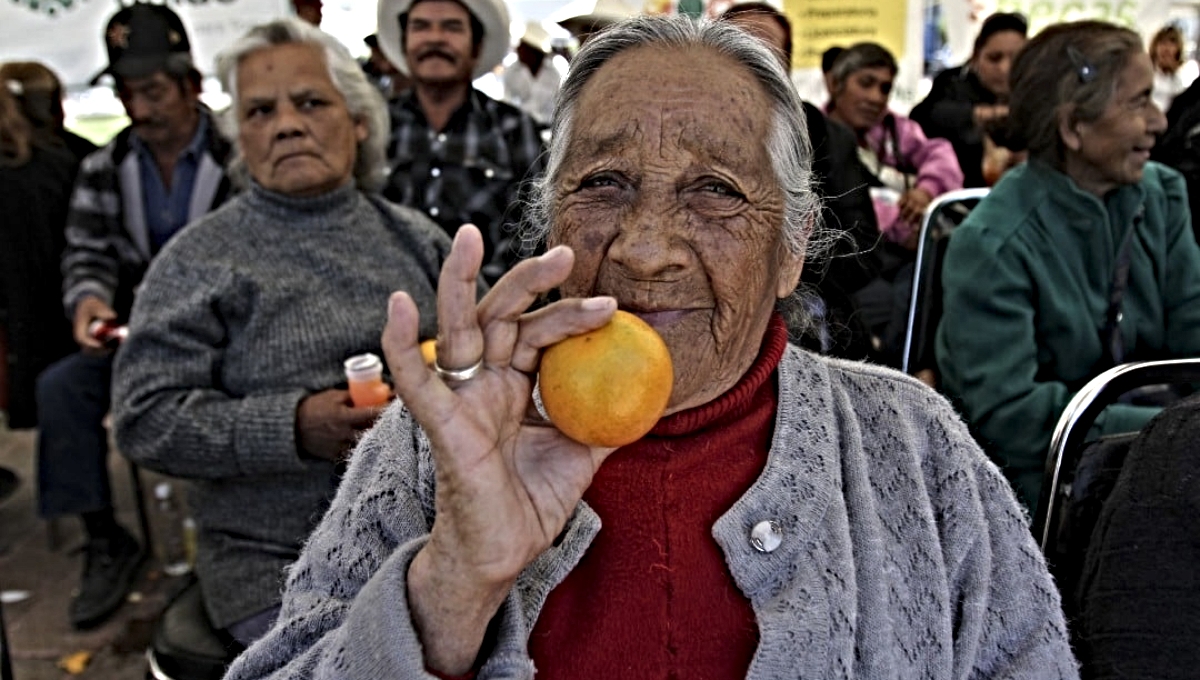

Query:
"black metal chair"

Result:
[[146, 578, 241, 680], [1033, 358, 1200, 552], [1032, 358, 1200, 628], [1, 595, 13, 680], [900, 187, 990, 377]]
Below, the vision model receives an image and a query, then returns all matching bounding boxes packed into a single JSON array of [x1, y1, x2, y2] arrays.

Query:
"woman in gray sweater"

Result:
[[224, 15, 1077, 679], [111, 18, 482, 647]]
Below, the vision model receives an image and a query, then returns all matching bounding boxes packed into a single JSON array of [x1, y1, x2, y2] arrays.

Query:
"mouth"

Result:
[[274, 151, 319, 169], [275, 151, 316, 165], [418, 51, 456, 64]]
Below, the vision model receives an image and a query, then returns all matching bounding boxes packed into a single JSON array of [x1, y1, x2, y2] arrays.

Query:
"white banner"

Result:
[[0, 0, 293, 89], [942, 0, 1176, 65]]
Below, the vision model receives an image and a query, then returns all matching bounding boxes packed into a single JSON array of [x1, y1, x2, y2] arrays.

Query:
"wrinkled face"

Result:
[[971, 30, 1024, 97], [830, 65, 893, 132], [117, 71, 199, 150], [1063, 52, 1167, 196], [550, 45, 804, 413], [235, 42, 368, 197], [403, 0, 478, 85]]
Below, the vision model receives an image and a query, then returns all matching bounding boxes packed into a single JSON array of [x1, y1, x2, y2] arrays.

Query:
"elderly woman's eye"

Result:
[[299, 98, 327, 111], [579, 172, 623, 190], [702, 181, 745, 199], [244, 104, 273, 119]]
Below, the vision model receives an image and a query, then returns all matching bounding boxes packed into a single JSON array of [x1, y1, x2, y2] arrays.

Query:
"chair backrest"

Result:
[[1032, 358, 1200, 555], [900, 187, 990, 375]]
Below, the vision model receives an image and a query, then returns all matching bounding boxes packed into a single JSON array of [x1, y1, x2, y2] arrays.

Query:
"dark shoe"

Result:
[[69, 527, 144, 629], [0, 466, 18, 504]]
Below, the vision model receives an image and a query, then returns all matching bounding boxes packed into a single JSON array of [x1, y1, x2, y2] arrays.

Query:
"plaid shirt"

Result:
[[62, 107, 233, 320], [384, 88, 546, 281]]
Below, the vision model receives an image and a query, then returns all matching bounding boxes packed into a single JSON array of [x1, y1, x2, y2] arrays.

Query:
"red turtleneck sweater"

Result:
[[527, 315, 786, 678]]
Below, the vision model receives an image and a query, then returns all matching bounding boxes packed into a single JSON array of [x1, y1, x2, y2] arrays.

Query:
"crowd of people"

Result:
[[2, 0, 1200, 678]]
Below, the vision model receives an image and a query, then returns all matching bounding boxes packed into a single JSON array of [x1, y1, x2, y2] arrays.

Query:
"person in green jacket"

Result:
[[936, 20, 1200, 511]]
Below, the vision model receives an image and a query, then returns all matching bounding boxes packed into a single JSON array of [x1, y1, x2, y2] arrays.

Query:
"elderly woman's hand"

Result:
[[295, 389, 386, 462], [381, 225, 618, 674]]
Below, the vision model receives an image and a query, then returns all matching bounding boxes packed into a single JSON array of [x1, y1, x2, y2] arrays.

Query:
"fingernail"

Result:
[[540, 245, 570, 261], [388, 292, 407, 315], [581, 296, 616, 311]]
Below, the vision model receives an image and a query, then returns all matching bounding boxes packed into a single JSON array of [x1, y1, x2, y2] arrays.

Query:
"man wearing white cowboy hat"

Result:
[[376, 0, 546, 282], [501, 20, 568, 125]]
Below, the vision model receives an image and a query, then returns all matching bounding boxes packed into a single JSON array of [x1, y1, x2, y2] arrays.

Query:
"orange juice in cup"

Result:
[[344, 353, 390, 407]]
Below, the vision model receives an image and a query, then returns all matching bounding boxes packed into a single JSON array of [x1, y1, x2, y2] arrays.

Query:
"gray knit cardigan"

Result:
[[113, 183, 455, 628], [224, 347, 1080, 679]]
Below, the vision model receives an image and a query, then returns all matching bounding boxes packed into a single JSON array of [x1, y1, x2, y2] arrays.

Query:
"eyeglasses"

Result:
[[1066, 45, 1096, 83]]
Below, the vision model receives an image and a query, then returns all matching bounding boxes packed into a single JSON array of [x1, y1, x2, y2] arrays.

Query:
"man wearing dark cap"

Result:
[[375, 0, 546, 282], [36, 1, 233, 629]]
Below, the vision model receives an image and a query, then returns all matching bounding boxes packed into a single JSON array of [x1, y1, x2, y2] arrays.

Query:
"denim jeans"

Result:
[[35, 351, 115, 517]]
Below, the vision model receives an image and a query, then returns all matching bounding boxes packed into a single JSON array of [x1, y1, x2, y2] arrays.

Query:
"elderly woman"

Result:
[[936, 21, 1200, 512], [111, 18, 473, 647], [225, 16, 1076, 679], [910, 13, 1028, 188]]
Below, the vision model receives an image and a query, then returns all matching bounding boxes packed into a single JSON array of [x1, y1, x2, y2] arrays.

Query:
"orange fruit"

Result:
[[538, 310, 673, 447], [419, 339, 437, 366]]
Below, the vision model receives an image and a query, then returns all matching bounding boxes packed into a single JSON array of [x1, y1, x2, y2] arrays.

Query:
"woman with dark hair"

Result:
[[910, 12, 1028, 187], [825, 42, 963, 248], [0, 62, 96, 429], [823, 42, 962, 367], [936, 20, 1200, 511]]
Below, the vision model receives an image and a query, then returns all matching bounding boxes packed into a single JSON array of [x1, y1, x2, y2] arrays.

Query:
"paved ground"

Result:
[[0, 420, 191, 680]]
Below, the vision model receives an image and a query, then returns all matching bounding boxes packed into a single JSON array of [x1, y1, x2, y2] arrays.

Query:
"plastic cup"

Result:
[[344, 353, 390, 407]]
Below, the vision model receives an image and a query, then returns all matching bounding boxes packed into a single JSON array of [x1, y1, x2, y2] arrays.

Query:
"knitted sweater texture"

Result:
[[112, 182, 453, 627], [225, 347, 1080, 679]]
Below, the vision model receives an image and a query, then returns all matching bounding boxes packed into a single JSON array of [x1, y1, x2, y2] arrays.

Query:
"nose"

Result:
[[123, 94, 151, 122], [998, 57, 1012, 80], [606, 189, 691, 280], [272, 102, 305, 140], [1148, 102, 1168, 136]]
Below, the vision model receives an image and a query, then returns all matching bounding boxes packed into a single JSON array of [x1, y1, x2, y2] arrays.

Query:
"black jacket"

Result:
[[910, 65, 998, 189]]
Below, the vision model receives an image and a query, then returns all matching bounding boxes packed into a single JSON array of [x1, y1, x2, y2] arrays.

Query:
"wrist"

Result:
[[407, 546, 513, 676]]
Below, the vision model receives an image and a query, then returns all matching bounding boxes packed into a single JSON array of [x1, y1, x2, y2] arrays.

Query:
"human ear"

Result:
[[774, 228, 807, 298], [1058, 106, 1082, 152]]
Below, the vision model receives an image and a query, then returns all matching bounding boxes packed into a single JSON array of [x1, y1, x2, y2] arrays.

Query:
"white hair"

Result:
[[215, 17, 390, 192], [524, 14, 822, 258]]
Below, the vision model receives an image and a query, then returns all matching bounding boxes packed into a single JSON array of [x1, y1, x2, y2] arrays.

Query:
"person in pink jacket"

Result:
[[826, 42, 964, 248]]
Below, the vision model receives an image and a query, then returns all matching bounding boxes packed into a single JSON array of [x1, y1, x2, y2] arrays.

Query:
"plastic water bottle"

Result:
[[153, 482, 194, 577]]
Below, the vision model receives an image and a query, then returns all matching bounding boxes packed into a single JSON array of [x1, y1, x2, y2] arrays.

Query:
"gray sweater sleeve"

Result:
[[113, 248, 310, 479], [222, 404, 535, 680], [914, 389, 1079, 680]]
